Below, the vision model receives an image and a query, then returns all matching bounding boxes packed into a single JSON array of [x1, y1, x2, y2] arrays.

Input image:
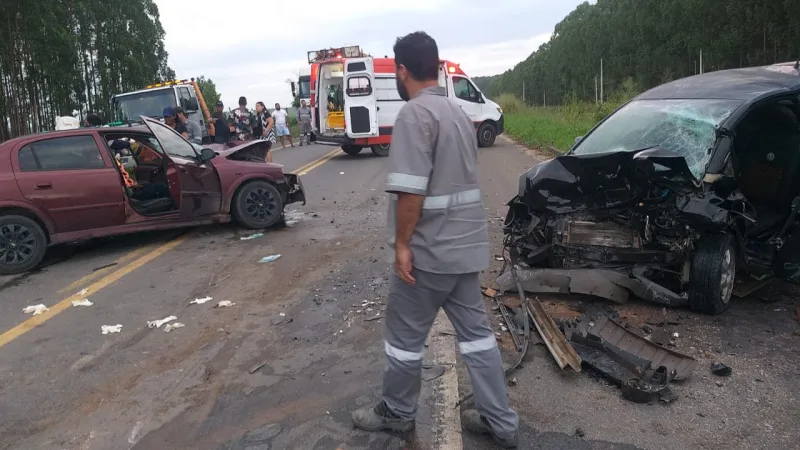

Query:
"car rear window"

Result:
[[19, 135, 107, 171]]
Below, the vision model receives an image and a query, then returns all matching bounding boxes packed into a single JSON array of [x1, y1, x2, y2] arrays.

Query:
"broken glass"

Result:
[[572, 99, 742, 178]]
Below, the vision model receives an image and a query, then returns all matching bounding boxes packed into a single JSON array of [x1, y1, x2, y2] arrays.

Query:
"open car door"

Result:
[[141, 116, 223, 219], [344, 57, 378, 138]]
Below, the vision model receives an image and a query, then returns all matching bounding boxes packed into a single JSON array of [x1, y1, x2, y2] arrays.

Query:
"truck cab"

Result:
[[111, 80, 210, 143]]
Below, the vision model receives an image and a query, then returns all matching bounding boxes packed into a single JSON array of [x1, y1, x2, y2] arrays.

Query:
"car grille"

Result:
[[563, 219, 642, 249]]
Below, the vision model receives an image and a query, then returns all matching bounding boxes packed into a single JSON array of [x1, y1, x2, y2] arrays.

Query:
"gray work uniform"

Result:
[[185, 119, 203, 144], [382, 86, 518, 440], [297, 106, 313, 144]]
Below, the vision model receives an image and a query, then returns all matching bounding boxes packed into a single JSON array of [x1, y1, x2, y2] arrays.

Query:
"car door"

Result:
[[13, 134, 126, 234], [450, 75, 483, 125], [344, 57, 379, 138], [142, 116, 222, 218]]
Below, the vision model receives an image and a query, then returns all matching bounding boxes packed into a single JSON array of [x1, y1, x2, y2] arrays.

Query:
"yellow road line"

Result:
[[58, 244, 157, 294], [290, 147, 343, 175], [0, 235, 188, 350]]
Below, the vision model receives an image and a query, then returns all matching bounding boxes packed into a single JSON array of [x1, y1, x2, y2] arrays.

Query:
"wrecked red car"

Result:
[[502, 61, 800, 315], [0, 116, 305, 274]]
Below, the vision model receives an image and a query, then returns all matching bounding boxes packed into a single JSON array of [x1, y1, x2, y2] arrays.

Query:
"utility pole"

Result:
[[700, 49, 704, 74], [543, 90, 547, 107], [594, 76, 598, 104], [600, 58, 604, 104], [522, 80, 525, 103]]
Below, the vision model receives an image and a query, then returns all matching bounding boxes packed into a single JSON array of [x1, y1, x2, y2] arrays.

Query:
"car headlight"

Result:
[[497, 107, 503, 114]]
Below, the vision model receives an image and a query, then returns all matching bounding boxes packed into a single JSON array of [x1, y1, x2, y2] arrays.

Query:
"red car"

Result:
[[0, 116, 305, 275]]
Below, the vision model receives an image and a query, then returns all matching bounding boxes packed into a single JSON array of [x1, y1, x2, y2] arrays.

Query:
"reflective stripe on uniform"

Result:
[[387, 172, 429, 191], [385, 341, 424, 362], [423, 188, 482, 210], [458, 335, 497, 355]]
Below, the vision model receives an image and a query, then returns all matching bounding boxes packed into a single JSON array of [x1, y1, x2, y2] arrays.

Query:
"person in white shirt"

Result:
[[272, 103, 294, 148]]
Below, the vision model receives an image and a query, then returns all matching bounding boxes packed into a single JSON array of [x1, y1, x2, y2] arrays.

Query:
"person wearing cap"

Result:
[[212, 101, 230, 143], [175, 106, 202, 144], [163, 106, 189, 139]]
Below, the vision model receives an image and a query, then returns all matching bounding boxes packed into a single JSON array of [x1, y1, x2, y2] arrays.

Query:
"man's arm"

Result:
[[395, 193, 424, 248]]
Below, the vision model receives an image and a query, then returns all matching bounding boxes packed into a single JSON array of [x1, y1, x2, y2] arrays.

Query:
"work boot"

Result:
[[351, 401, 415, 433], [461, 409, 518, 448]]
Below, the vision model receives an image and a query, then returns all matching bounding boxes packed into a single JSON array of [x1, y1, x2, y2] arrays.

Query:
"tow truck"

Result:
[[296, 45, 504, 157], [111, 78, 216, 143]]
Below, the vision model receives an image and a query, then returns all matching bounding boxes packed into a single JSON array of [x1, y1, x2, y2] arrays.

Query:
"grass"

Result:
[[497, 92, 628, 153]]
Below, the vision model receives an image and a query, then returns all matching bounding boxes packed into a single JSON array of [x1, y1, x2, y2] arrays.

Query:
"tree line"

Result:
[[0, 0, 175, 141], [485, 0, 800, 105]]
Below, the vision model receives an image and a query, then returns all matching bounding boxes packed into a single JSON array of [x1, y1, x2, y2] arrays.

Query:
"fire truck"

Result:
[[296, 45, 504, 156], [111, 78, 215, 143]]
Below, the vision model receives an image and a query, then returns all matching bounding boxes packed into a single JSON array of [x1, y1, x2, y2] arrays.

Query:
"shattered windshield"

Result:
[[113, 89, 176, 121], [572, 99, 740, 178]]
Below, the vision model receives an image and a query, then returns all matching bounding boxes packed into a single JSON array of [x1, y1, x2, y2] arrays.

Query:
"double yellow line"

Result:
[[291, 147, 343, 175]]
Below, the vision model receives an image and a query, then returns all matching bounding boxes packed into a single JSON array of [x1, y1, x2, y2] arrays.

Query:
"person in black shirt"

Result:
[[212, 101, 230, 143]]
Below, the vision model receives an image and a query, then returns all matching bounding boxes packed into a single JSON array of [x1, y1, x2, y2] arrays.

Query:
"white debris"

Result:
[[339, 172, 344, 175], [102, 324, 123, 334], [164, 323, 185, 332], [189, 296, 213, 305], [71, 299, 93, 307], [672, 332, 680, 339], [259, 254, 282, 263], [147, 316, 178, 328], [77, 288, 89, 296], [216, 300, 235, 308], [23, 304, 49, 315], [279, 312, 286, 317]]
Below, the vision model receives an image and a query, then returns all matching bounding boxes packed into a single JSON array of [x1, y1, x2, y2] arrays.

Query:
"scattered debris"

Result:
[[190, 296, 213, 305], [71, 299, 93, 307], [102, 324, 122, 334], [208, 274, 230, 287], [527, 295, 581, 372], [339, 172, 344, 175], [164, 323, 185, 332], [147, 316, 177, 328], [715, 380, 725, 387], [216, 300, 235, 308], [481, 287, 498, 298], [77, 288, 89, 297], [710, 363, 732, 377], [279, 312, 286, 317], [574, 428, 585, 438], [259, 254, 282, 263], [249, 361, 268, 374], [240, 233, 264, 241], [365, 315, 384, 322], [92, 262, 118, 272], [422, 364, 446, 382], [23, 304, 49, 315], [494, 256, 504, 261]]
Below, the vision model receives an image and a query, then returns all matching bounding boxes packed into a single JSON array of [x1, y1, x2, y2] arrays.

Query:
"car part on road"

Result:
[[233, 180, 285, 229], [101, 324, 122, 334], [189, 296, 213, 305], [240, 233, 264, 241], [621, 368, 677, 404], [147, 315, 177, 328], [342, 144, 362, 155], [23, 304, 49, 315], [525, 293, 582, 372], [164, 322, 185, 332], [711, 362, 732, 376], [371, 143, 390, 157], [259, 254, 282, 263], [0, 215, 48, 276]]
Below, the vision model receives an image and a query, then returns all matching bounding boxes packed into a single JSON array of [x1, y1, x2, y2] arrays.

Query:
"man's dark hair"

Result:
[[238, 96, 247, 106], [86, 113, 103, 127], [393, 31, 439, 81]]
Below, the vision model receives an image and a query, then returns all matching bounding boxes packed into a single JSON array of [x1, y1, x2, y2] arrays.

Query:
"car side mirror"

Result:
[[291, 82, 296, 98], [199, 148, 216, 163], [183, 98, 200, 111]]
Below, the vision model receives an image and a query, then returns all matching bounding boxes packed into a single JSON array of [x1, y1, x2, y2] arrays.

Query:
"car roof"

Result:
[[0, 125, 151, 150], [637, 61, 800, 101]]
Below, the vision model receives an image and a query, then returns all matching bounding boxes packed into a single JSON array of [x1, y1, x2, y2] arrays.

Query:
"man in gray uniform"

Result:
[[350, 31, 519, 448], [296, 100, 313, 146]]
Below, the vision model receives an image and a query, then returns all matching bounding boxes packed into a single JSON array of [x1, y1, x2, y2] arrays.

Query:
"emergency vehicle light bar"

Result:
[[145, 79, 191, 89], [307, 46, 364, 64]]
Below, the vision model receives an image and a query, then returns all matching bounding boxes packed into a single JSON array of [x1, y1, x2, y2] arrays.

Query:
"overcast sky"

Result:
[[153, 0, 584, 108]]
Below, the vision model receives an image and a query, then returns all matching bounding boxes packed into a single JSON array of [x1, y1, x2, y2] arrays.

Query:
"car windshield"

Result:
[[298, 78, 311, 100], [113, 89, 176, 121], [572, 99, 741, 178]]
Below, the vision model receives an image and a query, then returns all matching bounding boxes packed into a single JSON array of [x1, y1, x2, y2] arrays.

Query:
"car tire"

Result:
[[233, 180, 285, 229], [342, 145, 362, 155], [0, 215, 48, 275], [371, 143, 390, 157], [477, 122, 497, 148], [688, 234, 736, 315]]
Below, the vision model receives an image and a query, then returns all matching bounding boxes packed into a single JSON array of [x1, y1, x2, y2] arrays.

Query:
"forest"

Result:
[[0, 0, 174, 141], [486, 0, 800, 105]]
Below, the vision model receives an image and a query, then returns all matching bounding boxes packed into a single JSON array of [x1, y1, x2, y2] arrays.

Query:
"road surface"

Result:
[[0, 138, 797, 450]]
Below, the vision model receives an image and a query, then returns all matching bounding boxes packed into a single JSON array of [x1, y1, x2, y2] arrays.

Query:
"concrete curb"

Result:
[[429, 310, 462, 450]]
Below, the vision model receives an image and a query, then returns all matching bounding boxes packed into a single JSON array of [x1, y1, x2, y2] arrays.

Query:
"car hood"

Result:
[[208, 140, 285, 169]]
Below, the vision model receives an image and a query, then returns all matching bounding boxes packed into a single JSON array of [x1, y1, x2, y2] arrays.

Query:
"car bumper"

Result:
[[497, 114, 504, 134], [282, 173, 306, 206]]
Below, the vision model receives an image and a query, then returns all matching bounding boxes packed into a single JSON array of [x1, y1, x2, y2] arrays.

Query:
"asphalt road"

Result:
[[0, 137, 797, 450]]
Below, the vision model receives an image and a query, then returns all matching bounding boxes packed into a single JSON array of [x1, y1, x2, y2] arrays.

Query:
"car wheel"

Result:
[[688, 234, 736, 315], [233, 180, 285, 229], [371, 143, 390, 157], [0, 215, 47, 275], [477, 122, 497, 148], [342, 145, 362, 155]]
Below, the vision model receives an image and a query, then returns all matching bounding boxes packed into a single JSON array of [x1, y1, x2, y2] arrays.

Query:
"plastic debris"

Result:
[[164, 322, 185, 332], [102, 324, 122, 334], [77, 288, 89, 296], [339, 172, 344, 175], [279, 312, 286, 317], [216, 300, 235, 308], [259, 254, 282, 263], [71, 299, 93, 307], [189, 296, 213, 305], [710, 363, 732, 377], [147, 315, 177, 328], [23, 304, 49, 315], [240, 233, 264, 241]]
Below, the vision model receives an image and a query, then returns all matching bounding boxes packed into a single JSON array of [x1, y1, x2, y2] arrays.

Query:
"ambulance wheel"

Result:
[[371, 143, 390, 157], [342, 145, 362, 155], [477, 122, 497, 148]]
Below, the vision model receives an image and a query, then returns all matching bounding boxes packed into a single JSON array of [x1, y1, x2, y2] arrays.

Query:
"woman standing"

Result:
[[255, 101, 276, 162]]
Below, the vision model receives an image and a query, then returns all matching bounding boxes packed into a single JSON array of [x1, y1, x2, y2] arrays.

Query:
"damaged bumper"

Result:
[[279, 173, 306, 206]]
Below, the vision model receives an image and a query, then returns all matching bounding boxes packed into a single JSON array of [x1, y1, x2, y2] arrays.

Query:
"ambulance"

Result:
[[300, 45, 504, 156]]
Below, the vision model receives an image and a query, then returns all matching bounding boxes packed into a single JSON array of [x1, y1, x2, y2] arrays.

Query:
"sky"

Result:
[[153, 0, 585, 108]]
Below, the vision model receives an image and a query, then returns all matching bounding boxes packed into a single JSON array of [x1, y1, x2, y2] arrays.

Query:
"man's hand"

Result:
[[395, 244, 415, 285]]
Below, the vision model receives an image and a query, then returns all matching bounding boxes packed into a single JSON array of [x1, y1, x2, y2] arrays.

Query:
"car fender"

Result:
[[0, 200, 57, 238], [222, 174, 281, 213]]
